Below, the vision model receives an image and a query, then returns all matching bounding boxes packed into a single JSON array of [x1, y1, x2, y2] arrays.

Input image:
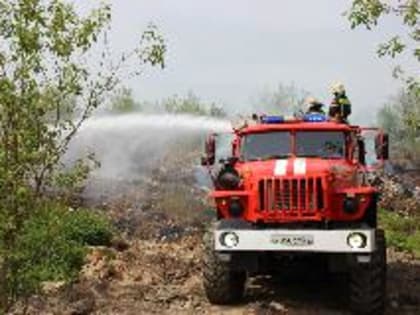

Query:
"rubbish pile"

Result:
[[372, 169, 420, 216]]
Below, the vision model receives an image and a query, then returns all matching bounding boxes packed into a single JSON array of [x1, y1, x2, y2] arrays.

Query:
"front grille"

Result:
[[258, 177, 324, 216]]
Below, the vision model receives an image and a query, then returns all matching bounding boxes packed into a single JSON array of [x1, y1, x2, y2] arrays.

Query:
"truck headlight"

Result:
[[219, 232, 239, 248], [347, 232, 367, 249], [229, 198, 244, 217], [343, 196, 358, 214], [217, 167, 240, 190]]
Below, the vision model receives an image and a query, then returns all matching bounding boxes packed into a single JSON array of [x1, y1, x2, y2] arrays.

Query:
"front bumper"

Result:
[[215, 228, 375, 253]]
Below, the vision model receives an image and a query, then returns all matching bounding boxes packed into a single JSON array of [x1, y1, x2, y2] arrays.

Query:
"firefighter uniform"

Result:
[[329, 82, 351, 123]]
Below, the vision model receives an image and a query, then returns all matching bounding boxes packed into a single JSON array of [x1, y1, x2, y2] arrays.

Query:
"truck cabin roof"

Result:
[[236, 115, 357, 135]]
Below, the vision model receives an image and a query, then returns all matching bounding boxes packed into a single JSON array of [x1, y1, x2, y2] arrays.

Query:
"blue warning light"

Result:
[[303, 113, 327, 122]]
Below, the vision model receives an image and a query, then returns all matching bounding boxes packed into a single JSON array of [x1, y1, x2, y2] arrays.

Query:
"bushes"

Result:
[[4, 202, 113, 300], [61, 208, 113, 247], [377, 89, 420, 164], [379, 208, 420, 257]]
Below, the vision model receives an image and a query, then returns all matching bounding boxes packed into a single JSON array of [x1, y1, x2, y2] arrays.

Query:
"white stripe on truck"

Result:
[[274, 159, 287, 176], [293, 158, 306, 175]]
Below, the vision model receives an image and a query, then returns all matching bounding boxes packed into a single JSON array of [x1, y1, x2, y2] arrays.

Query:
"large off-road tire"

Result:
[[349, 229, 387, 315], [202, 230, 247, 304]]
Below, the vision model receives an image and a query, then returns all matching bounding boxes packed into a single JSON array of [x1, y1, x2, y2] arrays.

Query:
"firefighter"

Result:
[[249, 113, 260, 125], [329, 81, 351, 123], [305, 97, 325, 115]]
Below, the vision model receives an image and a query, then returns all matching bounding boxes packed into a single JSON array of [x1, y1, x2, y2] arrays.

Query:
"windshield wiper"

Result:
[[297, 154, 343, 159], [243, 154, 291, 162], [297, 154, 319, 158], [323, 155, 344, 159], [261, 154, 291, 161]]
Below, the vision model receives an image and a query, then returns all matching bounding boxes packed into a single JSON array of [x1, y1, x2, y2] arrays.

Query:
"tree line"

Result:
[[109, 88, 227, 117]]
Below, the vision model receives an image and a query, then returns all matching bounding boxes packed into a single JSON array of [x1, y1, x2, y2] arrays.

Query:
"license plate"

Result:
[[270, 234, 314, 247]]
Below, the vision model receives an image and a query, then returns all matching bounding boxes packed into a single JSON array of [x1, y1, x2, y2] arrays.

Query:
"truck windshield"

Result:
[[296, 131, 345, 158], [240, 132, 291, 161]]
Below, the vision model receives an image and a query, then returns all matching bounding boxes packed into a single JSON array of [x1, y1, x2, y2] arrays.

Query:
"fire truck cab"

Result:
[[202, 113, 388, 315]]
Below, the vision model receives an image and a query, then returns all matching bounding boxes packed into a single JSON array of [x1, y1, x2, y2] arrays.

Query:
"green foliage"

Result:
[[252, 82, 309, 115], [61, 208, 113, 247], [377, 36, 406, 58], [163, 92, 208, 115], [347, 0, 388, 30], [54, 154, 100, 203], [159, 92, 226, 117], [110, 87, 142, 113], [6, 202, 113, 300], [346, 0, 419, 92], [377, 88, 420, 163], [209, 103, 227, 118], [0, 0, 164, 310], [108, 89, 227, 117], [379, 209, 420, 258]]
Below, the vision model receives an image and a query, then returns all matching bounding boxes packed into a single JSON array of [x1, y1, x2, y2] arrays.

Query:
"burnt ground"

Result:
[[12, 150, 420, 315]]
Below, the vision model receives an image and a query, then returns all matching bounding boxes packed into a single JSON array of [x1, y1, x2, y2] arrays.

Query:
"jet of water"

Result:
[[65, 113, 231, 201], [80, 113, 231, 133]]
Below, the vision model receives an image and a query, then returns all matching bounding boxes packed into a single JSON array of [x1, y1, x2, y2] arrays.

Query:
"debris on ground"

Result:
[[12, 153, 420, 315]]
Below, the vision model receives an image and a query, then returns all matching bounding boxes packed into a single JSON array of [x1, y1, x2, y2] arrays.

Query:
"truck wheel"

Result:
[[349, 229, 386, 315], [202, 230, 246, 304]]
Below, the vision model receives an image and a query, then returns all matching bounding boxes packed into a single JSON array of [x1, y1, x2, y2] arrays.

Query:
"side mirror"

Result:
[[201, 134, 216, 166], [375, 133, 389, 160]]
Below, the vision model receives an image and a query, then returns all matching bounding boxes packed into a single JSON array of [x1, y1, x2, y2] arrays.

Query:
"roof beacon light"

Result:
[[303, 113, 327, 122], [261, 115, 284, 124]]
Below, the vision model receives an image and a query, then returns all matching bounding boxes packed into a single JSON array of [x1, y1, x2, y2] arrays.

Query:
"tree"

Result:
[[377, 89, 420, 163], [346, 0, 419, 92], [252, 83, 310, 115], [0, 0, 165, 310], [109, 87, 142, 113], [348, 1, 420, 164], [163, 92, 207, 115], [209, 103, 227, 118], [160, 92, 226, 117]]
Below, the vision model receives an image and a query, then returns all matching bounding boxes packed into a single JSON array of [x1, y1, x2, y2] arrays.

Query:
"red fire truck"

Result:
[[201, 113, 389, 315]]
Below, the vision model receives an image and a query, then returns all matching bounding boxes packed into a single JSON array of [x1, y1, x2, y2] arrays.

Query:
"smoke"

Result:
[[66, 113, 231, 182]]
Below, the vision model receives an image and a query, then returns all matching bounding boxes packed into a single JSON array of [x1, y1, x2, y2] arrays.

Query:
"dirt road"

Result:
[[17, 148, 420, 315]]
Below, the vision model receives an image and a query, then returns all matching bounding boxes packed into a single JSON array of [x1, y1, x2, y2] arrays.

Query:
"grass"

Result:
[[379, 208, 420, 258]]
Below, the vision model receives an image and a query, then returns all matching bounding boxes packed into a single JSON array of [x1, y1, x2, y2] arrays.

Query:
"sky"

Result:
[[88, 0, 413, 124]]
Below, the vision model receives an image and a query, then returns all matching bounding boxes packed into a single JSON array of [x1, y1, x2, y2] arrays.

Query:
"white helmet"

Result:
[[305, 96, 322, 111], [330, 81, 346, 95], [305, 96, 319, 105]]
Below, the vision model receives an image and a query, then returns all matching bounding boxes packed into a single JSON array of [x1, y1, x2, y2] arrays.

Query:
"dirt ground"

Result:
[[14, 151, 420, 315]]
